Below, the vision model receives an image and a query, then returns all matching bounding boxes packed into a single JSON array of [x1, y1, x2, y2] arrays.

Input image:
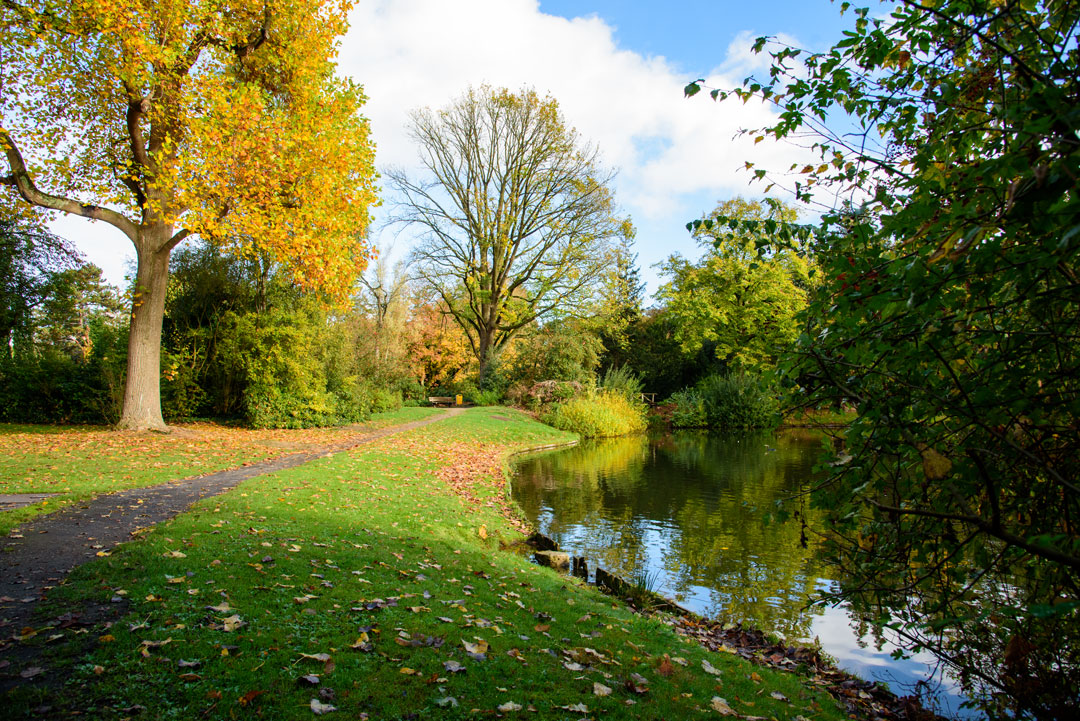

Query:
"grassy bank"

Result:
[[0, 407, 442, 535], [4, 407, 845, 720]]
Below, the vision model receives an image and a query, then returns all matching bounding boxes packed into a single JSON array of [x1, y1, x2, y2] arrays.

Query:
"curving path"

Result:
[[0, 408, 463, 635]]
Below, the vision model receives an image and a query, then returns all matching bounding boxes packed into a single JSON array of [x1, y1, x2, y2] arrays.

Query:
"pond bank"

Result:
[[3, 407, 851, 720], [512, 431, 971, 719]]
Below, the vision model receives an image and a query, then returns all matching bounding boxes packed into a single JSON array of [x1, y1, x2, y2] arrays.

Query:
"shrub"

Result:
[[472, 388, 502, 406], [599, 365, 644, 400], [669, 388, 707, 428], [697, 372, 779, 429], [545, 390, 647, 438]]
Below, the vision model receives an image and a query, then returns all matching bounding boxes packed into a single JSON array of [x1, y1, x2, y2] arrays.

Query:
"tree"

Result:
[[0, 217, 81, 357], [1, 0, 377, 430], [391, 86, 627, 383], [595, 231, 646, 371], [657, 198, 813, 372], [688, 2, 1080, 716], [404, 299, 471, 388]]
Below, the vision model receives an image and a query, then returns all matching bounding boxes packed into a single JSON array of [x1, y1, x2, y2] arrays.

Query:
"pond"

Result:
[[512, 431, 975, 718]]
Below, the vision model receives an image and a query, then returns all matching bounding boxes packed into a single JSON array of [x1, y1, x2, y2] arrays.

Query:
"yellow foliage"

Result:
[[1, 0, 377, 300]]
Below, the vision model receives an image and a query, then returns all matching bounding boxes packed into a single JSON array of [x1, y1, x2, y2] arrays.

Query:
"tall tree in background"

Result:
[[658, 198, 812, 372], [595, 231, 645, 371], [1, 0, 377, 430], [688, 1, 1080, 715], [391, 86, 628, 383]]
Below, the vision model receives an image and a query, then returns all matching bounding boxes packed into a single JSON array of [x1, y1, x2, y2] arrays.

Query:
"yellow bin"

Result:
[[455, 394, 463, 406]]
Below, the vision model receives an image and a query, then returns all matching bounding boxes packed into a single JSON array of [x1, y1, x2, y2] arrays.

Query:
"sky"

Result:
[[57, 0, 869, 299]]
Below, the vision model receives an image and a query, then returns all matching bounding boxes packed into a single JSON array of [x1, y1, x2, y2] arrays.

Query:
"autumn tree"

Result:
[[390, 86, 628, 383], [0, 0, 377, 430]]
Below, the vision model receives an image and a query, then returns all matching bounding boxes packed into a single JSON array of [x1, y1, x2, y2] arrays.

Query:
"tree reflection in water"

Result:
[[512, 432, 975, 717]]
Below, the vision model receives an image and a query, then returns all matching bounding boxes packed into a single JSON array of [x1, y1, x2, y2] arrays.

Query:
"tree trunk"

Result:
[[116, 227, 172, 431]]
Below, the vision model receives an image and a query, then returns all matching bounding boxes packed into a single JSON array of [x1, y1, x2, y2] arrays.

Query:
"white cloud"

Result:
[[341, 0, 808, 231]]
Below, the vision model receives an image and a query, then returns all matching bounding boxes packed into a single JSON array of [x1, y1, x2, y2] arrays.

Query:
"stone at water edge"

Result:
[[534, 551, 570, 570]]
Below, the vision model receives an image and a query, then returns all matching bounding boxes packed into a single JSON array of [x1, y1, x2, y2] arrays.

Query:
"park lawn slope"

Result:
[[0, 407, 443, 535], [6, 407, 845, 720]]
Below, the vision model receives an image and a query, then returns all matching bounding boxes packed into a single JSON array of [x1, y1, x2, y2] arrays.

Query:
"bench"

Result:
[[428, 396, 455, 407]]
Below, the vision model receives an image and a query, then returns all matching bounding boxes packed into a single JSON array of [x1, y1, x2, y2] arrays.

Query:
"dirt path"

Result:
[[0, 409, 463, 635]]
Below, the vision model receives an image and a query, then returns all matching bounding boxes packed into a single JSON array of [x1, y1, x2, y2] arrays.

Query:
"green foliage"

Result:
[[471, 389, 503, 406], [669, 372, 778, 430], [545, 390, 647, 438], [619, 308, 716, 398], [668, 388, 706, 428], [703, 1, 1080, 715], [0, 220, 127, 424], [598, 365, 644, 400], [161, 241, 400, 429], [504, 320, 603, 388], [657, 198, 813, 373]]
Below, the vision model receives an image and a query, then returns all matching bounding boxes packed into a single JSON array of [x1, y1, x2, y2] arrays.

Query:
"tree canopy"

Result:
[[687, 1, 1080, 715], [391, 86, 628, 382], [657, 198, 813, 373], [1, 0, 377, 429]]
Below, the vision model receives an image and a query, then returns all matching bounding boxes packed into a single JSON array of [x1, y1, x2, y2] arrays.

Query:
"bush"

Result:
[[668, 388, 707, 428], [545, 390, 647, 438], [669, 372, 778, 430], [471, 388, 502, 406], [599, 365, 644, 400]]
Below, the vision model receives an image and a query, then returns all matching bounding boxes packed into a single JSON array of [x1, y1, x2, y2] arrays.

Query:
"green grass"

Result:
[[781, 407, 857, 427], [4, 407, 845, 720], [0, 408, 445, 535]]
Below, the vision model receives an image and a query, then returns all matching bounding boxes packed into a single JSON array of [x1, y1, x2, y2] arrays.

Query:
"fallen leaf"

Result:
[[435, 696, 459, 708], [496, 701, 521, 712], [711, 697, 737, 715], [770, 691, 789, 702], [221, 615, 244, 632], [443, 660, 466, 673], [299, 674, 320, 685], [239, 690, 266, 706], [593, 682, 612, 697], [163, 550, 186, 559], [560, 703, 588, 713], [400, 667, 417, 675], [657, 655, 674, 677], [462, 638, 489, 655], [310, 698, 337, 715], [20, 667, 43, 679], [702, 658, 722, 676], [299, 653, 332, 663]]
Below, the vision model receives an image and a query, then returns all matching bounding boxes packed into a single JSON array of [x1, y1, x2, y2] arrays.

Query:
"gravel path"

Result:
[[0, 409, 461, 635]]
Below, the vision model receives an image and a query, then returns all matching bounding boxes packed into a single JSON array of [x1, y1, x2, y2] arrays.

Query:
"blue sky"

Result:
[[59, 0, 870, 298], [540, 0, 852, 73]]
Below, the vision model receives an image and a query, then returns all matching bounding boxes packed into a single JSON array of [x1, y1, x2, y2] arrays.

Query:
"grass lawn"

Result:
[[4, 407, 846, 720], [0, 407, 443, 535]]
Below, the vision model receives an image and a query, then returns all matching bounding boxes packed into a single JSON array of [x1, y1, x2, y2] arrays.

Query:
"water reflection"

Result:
[[513, 431, 974, 718]]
